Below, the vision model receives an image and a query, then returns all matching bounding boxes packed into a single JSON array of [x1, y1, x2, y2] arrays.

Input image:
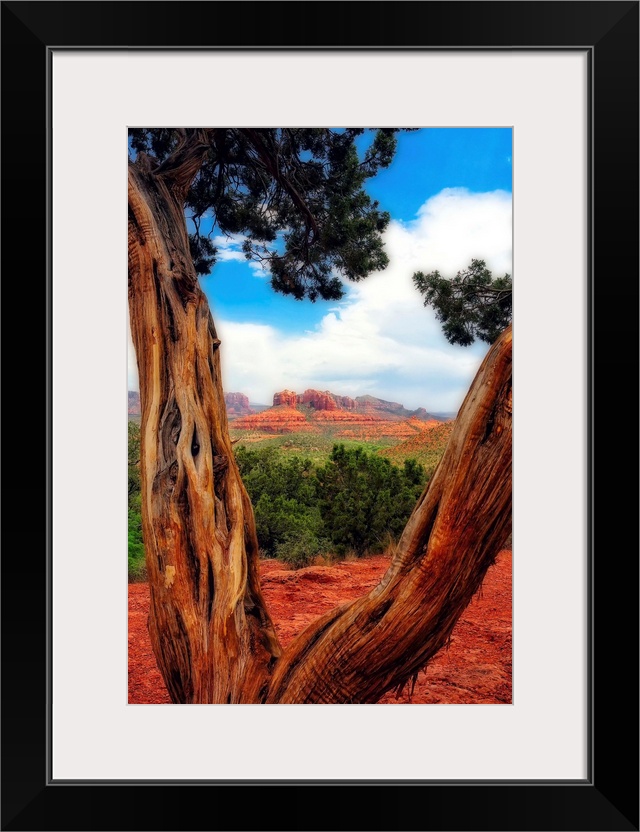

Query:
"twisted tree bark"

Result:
[[128, 141, 512, 704], [128, 157, 281, 704]]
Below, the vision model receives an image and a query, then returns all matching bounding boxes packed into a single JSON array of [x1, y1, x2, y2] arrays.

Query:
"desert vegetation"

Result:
[[237, 443, 427, 566], [129, 426, 432, 578]]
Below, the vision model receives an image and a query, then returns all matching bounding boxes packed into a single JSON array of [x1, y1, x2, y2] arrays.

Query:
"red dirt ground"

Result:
[[129, 550, 511, 704]]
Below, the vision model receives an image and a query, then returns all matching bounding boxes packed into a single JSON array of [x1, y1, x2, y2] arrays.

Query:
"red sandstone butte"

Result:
[[224, 392, 252, 418], [232, 406, 319, 434], [273, 389, 298, 408]]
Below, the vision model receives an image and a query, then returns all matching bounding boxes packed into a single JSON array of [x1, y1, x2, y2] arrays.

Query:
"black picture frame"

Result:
[[2, 2, 638, 830]]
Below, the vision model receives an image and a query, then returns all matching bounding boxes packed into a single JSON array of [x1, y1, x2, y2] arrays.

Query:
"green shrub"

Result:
[[128, 421, 146, 581], [128, 508, 146, 581], [316, 444, 426, 557], [235, 446, 322, 558], [275, 530, 332, 569], [234, 442, 427, 565], [253, 494, 324, 557]]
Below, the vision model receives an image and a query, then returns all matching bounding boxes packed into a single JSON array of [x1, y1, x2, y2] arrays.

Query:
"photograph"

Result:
[[127, 127, 513, 705]]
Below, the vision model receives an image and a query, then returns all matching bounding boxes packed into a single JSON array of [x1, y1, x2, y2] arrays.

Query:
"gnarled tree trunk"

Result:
[[128, 150, 281, 704], [129, 139, 512, 705]]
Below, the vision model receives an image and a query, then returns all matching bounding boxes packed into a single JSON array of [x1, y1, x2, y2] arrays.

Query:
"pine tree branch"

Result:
[[238, 128, 320, 245]]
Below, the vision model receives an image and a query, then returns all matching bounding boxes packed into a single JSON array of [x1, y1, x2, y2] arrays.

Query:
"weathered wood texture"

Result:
[[128, 156, 281, 704]]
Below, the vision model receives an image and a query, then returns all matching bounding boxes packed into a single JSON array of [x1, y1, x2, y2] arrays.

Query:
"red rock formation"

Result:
[[335, 394, 357, 411], [299, 390, 358, 411], [224, 392, 253, 418], [297, 389, 339, 411], [355, 395, 437, 421], [273, 390, 298, 408], [231, 388, 439, 438], [225, 392, 250, 410], [274, 388, 359, 411], [232, 406, 319, 434]]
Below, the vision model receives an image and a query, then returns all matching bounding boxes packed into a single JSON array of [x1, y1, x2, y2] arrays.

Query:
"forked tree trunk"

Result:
[[129, 147, 512, 705]]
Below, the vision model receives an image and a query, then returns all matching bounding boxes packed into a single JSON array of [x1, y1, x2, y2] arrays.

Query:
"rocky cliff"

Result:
[[270, 388, 434, 419], [296, 389, 357, 411], [273, 389, 298, 408], [355, 394, 436, 421], [129, 387, 442, 440], [231, 388, 441, 440], [224, 392, 253, 418]]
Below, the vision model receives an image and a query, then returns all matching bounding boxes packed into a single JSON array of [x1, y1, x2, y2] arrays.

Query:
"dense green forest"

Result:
[[128, 420, 432, 580]]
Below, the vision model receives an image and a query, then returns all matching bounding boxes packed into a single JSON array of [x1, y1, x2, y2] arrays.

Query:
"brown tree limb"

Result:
[[266, 326, 512, 704], [152, 128, 218, 200], [128, 162, 281, 703]]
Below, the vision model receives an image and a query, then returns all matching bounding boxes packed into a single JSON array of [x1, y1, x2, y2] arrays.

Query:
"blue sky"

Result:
[[129, 128, 512, 412]]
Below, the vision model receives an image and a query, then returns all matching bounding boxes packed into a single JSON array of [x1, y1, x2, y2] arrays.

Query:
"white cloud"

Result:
[[212, 233, 269, 277], [218, 188, 512, 410], [211, 233, 246, 263], [130, 188, 512, 413]]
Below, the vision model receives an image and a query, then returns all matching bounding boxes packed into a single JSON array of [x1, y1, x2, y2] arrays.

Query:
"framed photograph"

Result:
[[2, 2, 637, 830]]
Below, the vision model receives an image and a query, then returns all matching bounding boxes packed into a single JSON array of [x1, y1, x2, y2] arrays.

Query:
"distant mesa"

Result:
[[274, 388, 357, 412], [224, 392, 253, 418], [300, 389, 357, 411], [128, 391, 141, 416], [233, 405, 318, 434], [273, 389, 432, 418], [272, 389, 297, 408], [353, 394, 437, 421], [129, 388, 449, 439], [231, 388, 445, 439], [429, 411, 458, 421]]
